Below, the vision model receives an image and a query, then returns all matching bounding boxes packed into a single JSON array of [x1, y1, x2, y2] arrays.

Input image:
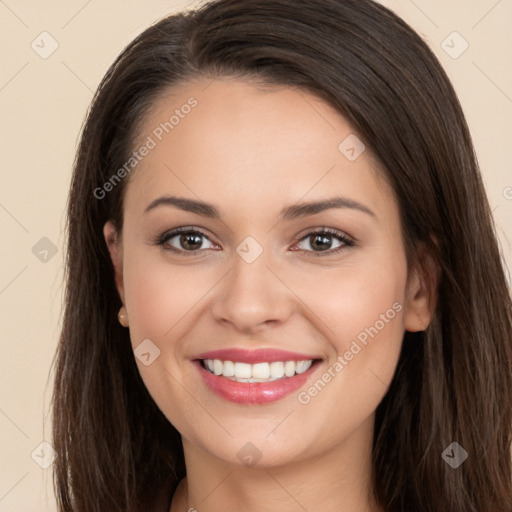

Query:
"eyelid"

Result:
[[294, 226, 355, 244]]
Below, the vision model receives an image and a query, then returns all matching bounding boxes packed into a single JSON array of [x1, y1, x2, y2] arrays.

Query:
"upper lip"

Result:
[[193, 348, 322, 364]]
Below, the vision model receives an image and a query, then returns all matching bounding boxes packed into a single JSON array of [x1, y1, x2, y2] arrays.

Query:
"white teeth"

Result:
[[223, 360, 235, 377], [284, 361, 296, 377], [202, 359, 315, 381], [213, 359, 223, 375], [296, 360, 313, 374], [252, 362, 270, 379], [269, 361, 285, 379], [234, 362, 252, 379]]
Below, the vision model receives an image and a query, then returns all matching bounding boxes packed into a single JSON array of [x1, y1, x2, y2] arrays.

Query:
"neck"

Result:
[[171, 415, 383, 512]]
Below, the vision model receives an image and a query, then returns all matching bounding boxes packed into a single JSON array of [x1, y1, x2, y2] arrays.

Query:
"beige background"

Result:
[[0, 0, 510, 510]]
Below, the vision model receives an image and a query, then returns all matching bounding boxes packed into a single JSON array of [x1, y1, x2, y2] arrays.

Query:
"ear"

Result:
[[403, 244, 440, 332], [103, 221, 125, 304]]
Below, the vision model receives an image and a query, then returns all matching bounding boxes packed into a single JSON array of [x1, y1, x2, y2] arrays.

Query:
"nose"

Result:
[[210, 249, 294, 334]]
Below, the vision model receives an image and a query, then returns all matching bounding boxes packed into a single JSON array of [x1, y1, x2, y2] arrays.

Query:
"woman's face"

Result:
[[105, 78, 429, 469]]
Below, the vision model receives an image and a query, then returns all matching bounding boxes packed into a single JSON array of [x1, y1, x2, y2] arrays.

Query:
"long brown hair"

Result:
[[51, 0, 512, 510]]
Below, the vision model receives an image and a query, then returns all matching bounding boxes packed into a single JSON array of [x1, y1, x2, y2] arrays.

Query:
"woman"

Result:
[[51, 0, 512, 511]]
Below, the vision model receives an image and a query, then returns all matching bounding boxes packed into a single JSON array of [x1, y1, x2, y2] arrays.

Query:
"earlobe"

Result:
[[403, 272, 430, 332], [103, 221, 125, 304], [403, 247, 440, 333]]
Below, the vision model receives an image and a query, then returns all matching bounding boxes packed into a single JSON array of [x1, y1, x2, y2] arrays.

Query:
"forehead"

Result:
[[124, 78, 394, 219]]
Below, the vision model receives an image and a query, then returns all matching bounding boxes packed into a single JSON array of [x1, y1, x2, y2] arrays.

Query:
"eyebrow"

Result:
[[144, 195, 376, 220]]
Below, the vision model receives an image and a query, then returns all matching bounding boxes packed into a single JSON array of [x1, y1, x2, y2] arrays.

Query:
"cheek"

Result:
[[288, 252, 407, 350], [123, 250, 214, 344], [288, 250, 408, 414], [121, 250, 212, 429], [328, 267, 406, 355]]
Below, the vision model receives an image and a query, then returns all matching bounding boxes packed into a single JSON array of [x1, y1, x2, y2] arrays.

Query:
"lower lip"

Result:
[[194, 360, 319, 404]]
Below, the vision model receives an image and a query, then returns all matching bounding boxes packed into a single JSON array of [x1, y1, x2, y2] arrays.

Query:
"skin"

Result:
[[104, 78, 433, 512]]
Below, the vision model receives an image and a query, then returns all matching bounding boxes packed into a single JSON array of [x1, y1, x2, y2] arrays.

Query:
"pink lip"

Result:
[[193, 358, 321, 404], [193, 348, 320, 364]]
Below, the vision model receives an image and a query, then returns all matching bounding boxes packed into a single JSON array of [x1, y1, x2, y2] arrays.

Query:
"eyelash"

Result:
[[154, 226, 355, 257]]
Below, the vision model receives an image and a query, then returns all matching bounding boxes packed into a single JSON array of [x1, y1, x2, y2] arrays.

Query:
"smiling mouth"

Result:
[[200, 358, 320, 383]]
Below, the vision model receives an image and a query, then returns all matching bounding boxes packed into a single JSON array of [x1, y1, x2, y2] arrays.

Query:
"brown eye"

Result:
[[308, 233, 335, 251], [158, 228, 216, 253], [294, 229, 354, 255], [178, 232, 203, 251]]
